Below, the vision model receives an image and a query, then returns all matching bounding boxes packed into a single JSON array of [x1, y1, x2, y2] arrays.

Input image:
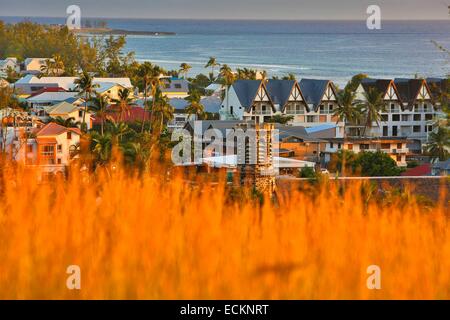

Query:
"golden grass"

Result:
[[0, 162, 449, 300]]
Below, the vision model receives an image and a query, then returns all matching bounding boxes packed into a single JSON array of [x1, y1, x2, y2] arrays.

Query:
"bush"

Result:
[[299, 167, 317, 179], [355, 151, 402, 177]]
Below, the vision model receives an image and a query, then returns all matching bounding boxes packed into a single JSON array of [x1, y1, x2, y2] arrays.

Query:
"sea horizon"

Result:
[[1, 16, 449, 86]]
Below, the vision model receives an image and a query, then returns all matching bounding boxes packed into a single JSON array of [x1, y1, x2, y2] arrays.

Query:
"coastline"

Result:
[[72, 28, 176, 36]]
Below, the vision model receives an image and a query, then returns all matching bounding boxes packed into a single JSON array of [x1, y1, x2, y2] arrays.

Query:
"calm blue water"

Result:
[[2, 17, 450, 86]]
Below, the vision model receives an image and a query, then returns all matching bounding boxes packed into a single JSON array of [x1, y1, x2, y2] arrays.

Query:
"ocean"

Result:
[[1, 17, 450, 87]]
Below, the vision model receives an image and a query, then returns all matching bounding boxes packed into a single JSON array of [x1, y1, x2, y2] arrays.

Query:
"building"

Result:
[[323, 137, 410, 167], [26, 91, 83, 114], [14, 122, 81, 173], [220, 79, 344, 137], [91, 105, 149, 126], [0, 57, 19, 77], [22, 58, 52, 75], [277, 125, 324, 163], [167, 96, 221, 130], [46, 101, 93, 130], [159, 78, 189, 98], [14, 75, 133, 95], [431, 160, 450, 176], [354, 78, 439, 144]]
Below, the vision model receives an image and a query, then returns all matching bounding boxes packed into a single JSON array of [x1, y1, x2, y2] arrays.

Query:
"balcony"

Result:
[[253, 110, 272, 115]]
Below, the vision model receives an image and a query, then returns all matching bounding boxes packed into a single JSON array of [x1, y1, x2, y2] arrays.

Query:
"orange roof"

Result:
[[35, 122, 81, 137]]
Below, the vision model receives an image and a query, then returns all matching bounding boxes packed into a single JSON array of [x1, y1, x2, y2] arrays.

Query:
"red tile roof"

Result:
[[35, 122, 81, 137], [401, 163, 431, 177], [92, 105, 149, 124]]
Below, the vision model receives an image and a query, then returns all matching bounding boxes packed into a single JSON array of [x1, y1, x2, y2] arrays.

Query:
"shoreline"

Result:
[[72, 28, 176, 36]]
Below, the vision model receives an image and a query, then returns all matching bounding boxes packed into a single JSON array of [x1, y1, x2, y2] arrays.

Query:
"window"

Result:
[[57, 158, 62, 164], [307, 116, 315, 123], [337, 143, 341, 149], [67, 132, 72, 140], [360, 144, 370, 150], [383, 126, 388, 136], [401, 115, 409, 121], [397, 143, 402, 149], [230, 106, 234, 115], [391, 104, 396, 111], [392, 114, 400, 121], [413, 114, 421, 121], [329, 104, 333, 113], [414, 103, 419, 111], [330, 142, 334, 148], [392, 126, 398, 136], [396, 155, 402, 162], [381, 115, 388, 122], [381, 143, 390, 150], [174, 84, 182, 89], [78, 110, 83, 118], [425, 114, 433, 121], [347, 144, 353, 151], [57, 145, 62, 153], [319, 105, 325, 114], [413, 126, 421, 133], [41, 145, 54, 156], [428, 125, 433, 132], [423, 104, 428, 112]]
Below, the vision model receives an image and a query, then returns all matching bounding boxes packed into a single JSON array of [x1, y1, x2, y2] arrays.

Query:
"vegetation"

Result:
[[426, 126, 450, 161], [265, 114, 294, 124], [329, 150, 402, 177], [0, 162, 448, 299]]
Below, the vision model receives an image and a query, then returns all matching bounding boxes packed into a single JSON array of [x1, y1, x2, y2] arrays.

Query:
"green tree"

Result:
[[179, 63, 192, 79], [426, 126, 450, 161], [205, 57, 219, 79], [112, 88, 133, 122], [90, 93, 109, 136], [74, 72, 99, 131], [185, 89, 206, 120], [265, 114, 294, 124], [50, 116, 80, 128], [355, 151, 402, 177], [361, 87, 386, 136], [153, 89, 174, 135]]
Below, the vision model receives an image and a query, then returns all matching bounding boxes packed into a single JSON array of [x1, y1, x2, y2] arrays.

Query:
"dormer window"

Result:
[[67, 132, 72, 140]]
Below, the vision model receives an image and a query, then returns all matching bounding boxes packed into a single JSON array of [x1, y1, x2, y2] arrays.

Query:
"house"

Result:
[[46, 101, 93, 130], [431, 160, 450, 176], [95, 82, 132, 101], [159, 78, 190, 98], [220, 79, 344, 137], [22, 58, 52, 75], [323, 137, 410, 167], [14, 75, 133, 95], [167, 96, 221, 130], [91, 105, 149, 126], [277, 125, 324, 163], [298, 79, 343, 137], [0, 57, 19, 77], [26, 91, 82, 115], [354, 78, 439, 145], [220, 79, 275, 123], [14, 122, 81, 173]]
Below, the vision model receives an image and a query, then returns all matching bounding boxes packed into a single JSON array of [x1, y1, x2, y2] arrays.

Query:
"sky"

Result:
[[0, 0, 449, 20]]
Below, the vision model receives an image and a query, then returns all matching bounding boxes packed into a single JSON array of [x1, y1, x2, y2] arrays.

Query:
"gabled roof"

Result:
[[276, 124, 321, 142], [96, 82, 124, 94], [35, 122, 81, 137], [299, 79, 335, 111], [28, 87, 67, 98], [169, 96, 221, 113], [15, 75, 133, 90], [232, 80, 264, 109], [160, 78, 189, 93], [46, 101, 78, 115], [265, 80, 302, 110], [91, 105, 148, 124], [361, 78, 402, 103], [426, 78, 449, 103], [394, 78, 431, 108]]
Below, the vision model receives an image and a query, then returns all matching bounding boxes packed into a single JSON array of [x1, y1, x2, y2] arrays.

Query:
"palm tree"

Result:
[[40, 54, 64, 76], [74, 72, 99, 131], [219, 64, 236, 118], [51, 116, 80, 128], [90, 93, 109, 136], [185, 89, 206, 120], [334, 89, 362, 126], [147, 67, 165, 134], [112, 88, 133, 122], [91, 132, 113, 165], [282, 73, 296, 81], [361, 87, 385, 136], [426, 126, 450, 161], [153, 89, 174, 135], [179, 63, 192, 79], [137, 62, 155, 133], [205, 57, 220, 79]]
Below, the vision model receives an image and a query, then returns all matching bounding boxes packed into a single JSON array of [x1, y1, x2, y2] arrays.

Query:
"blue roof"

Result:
[[305, 124, 336, 133], [299, 79, 330, 110], [265, 79, 296, 108], [170, 97, 221, 114], [232, 80, 262, 110]]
